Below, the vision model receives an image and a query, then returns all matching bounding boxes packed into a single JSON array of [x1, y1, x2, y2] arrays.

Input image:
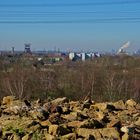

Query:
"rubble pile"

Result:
[[0, 96, 140, 140]]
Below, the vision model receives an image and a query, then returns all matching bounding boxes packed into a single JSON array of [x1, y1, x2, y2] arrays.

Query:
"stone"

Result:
[[77, 128, 120, 139], [40, 120, 52, 127], [22, 134, 30, 140], [76, 128, 120, 140], [107, 119, 121, 128], [117, 111, 131, 123], [49, 113, 61, 124], [121, 126, 129, 133], [48, 125, 59, 136], [51, 97, 68, 106], [0, 97, 139, 140], [62, 106, 70, 114], [60, 133, 76, 140], [13, 134, 20, 140], [27, 124, 40, 133], [91, 103, 107, 111], [135, 117, 140, 126], [77, 111, 89, 120], [67, 121, 84, 128], [45, 133, 56, 140], [99, 128, 120, 139], [121, 126, 135, 134], [80, 119, 104, 129], [122, 133, 129, 140], [96, 111, 105, 121], [2, 96, 14, 105], [30, 109, 49, 121], [69, 101, 79, 109], [113, 100, 126, 110], [76, 128, 101, 139], [61, 112, 77, 121], [3, 106, 20, 115], [136, 103, 140, 110], [126, 99, 137, 107]]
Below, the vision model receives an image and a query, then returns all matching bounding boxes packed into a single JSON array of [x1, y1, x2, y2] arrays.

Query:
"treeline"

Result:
[[0, 55, 140, 102]]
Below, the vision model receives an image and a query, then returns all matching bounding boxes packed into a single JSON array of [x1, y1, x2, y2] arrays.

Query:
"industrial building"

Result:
[[69, 52, 101, 61]]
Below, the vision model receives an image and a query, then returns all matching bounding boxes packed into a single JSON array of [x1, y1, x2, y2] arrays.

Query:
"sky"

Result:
[[0, 0, 140, 52]]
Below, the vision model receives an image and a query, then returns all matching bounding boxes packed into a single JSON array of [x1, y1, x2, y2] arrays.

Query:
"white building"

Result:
[[69, 52, 75, 60], [81, 53, 86, 61]]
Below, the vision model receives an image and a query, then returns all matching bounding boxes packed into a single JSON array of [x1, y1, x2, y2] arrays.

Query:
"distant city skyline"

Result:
[[0, 0, 140, 52]]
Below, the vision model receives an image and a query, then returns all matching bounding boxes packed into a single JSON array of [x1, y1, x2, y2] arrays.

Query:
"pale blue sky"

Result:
[[0, 0, 140, 52]]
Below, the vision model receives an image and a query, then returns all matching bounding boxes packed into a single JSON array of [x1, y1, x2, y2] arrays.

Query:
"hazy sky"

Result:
[[0, 0, 140, 52]]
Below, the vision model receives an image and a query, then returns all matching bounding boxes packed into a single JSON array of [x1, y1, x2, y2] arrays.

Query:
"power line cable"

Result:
[[0, 0, 140, 7], [0, 11, 140, 14], [0, 17, 140, 24]]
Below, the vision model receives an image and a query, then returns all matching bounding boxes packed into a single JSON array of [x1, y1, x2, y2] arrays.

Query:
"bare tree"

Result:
[[3, 65, 28, 99]]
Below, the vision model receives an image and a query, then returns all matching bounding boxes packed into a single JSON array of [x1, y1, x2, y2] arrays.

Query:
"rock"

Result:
[[121, 126, 135, 134], [95, 111, 106, 121], [91, 103, 107, 111], [45, 133, 56, 140], [117, 111, 131, 123], [67, 119, 103, 129], [48, 125, 59, 136], [49, 113, 61, 124], [69, 101, 79, 109], [60, 133, 76, 140], [136, 103, 140, 110], [107, 119, 121, 128], [30, 109, 49, 121], [121, 126, 129, 133], [3, 106, 20, 115], [61, 112, 77, 121], [67, 121, 84, 128], [99, 128, 120, 139], [51, 97, 68, 106], [133, 113, 139, 118], [91, 103, 116, 112], [80, 119, 104, 129], [126, 99, 137, 107], [135, 117, 140, 126], [0, 97, 139, 139], [2, 96, 15, 105], [76, 128, 101, 139], [27, 124, 40, 133], [77, 111, 89, 120], [77, 128, 120, 139], [113, 100, 126, 110], [122, 133, 129, 140], [22, 134, 30, 140], [13, 134, 20, 140], [40, 120, 52, 127]]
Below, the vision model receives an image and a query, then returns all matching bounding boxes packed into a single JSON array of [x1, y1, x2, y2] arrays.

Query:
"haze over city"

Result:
[[0, 0, 140, 52]]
